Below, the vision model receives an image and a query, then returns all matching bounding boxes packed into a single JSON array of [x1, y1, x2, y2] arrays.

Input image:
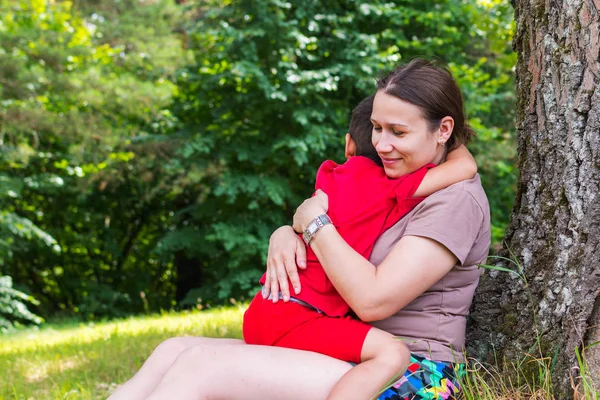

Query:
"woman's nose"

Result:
[[374, 132, 393, 153]]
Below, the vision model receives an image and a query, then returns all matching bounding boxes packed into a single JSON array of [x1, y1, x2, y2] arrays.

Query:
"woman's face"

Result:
[[371, 91, 446, 178]]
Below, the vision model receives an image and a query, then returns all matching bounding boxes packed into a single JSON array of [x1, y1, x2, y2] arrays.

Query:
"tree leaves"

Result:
[[0, 0, 518, 318], [0, 275, 43, 332]]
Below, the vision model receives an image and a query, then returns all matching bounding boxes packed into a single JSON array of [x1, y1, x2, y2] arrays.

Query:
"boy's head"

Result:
[[346, 95, 382, 166]]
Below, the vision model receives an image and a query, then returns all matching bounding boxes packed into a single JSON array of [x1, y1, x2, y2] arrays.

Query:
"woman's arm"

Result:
[[292, 191, 457, 322], [308, 226, 456, 321], [412, 144, 477, 197]]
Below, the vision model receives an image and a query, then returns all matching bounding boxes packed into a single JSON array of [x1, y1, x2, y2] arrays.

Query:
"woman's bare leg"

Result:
[[145, 343, 353, 400], [108, 337, 243, 400]]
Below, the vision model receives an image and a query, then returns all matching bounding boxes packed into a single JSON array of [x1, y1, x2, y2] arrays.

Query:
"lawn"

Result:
[[1, 306, 245, 400], [2, 306, 597, 400]]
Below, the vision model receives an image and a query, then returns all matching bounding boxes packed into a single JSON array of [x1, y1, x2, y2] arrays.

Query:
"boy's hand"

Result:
[[264, 226, 307, 302]]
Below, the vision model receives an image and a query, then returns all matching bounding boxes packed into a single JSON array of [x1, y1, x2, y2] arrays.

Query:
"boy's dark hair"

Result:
[[349, 95, 382, 166]]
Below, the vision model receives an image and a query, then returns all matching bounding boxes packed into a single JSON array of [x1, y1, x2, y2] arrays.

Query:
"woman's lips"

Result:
[[380, 157, 402, 166]]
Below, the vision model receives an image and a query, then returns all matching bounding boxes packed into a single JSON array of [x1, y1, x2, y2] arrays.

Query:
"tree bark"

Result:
[[467, 0, 600, 398]]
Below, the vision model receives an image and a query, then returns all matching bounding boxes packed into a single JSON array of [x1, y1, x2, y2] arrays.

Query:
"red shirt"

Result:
[[260, 156, 433, 317]]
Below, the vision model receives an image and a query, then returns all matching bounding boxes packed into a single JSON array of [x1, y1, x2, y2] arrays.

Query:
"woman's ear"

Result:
[[345, 133, 357, 159], [437, 116, 454, 144]]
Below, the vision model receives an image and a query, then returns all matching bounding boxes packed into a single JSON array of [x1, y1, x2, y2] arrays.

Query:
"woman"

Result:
[[108, 58, 491, 400]]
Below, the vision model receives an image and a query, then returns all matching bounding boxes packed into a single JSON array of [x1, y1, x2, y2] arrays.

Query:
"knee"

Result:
[[177, 344, 214, 361], [153, 337, 193, 358], [171, 345, 218, 373], [381, 339, 410, 371]]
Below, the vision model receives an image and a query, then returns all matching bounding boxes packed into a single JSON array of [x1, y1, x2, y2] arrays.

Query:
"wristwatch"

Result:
[[302, 214, 332, 245]]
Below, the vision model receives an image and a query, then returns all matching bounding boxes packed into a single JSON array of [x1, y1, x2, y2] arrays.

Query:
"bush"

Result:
[[0, 275, 43, 332], [77, 283, 133, 320]]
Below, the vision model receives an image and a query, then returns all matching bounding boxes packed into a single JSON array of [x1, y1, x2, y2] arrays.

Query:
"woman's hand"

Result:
[[264, 225, 307, 303], [292, 189, 329, 233]]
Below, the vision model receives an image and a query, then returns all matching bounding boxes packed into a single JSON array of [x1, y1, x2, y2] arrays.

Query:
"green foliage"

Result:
[[1, 0, 186, 319], [77, 283, 133, 320], [168, 0, 517, 303], [0, 275, 43, 331], [451, 0, 518, 245], [0, 0, 518, 318]]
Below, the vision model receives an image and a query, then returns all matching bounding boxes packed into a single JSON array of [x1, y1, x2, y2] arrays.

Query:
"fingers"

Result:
[[283, 253, 300, 295], [263, 260, 271, 299], [269, 267, 280, 303], [295, 236, 307, 267], [276, 260, 290, 302], [267, 256, 291, 303], [264, 225, 305, 302]]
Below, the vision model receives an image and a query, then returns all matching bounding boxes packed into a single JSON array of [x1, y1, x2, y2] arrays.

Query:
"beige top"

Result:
[[368, 175, 491, 363]]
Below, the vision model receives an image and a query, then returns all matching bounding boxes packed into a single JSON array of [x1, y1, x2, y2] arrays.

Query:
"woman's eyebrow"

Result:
[[370, 118, 408, 127]]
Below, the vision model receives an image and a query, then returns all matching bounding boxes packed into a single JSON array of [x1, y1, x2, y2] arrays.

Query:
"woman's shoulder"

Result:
[[413, 174, 490, 226], [406, 173, 491, 264], [371, 174, 490, 266]]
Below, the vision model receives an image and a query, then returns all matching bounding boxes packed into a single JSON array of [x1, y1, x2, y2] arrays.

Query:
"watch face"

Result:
[[303, 232, 310, 243]]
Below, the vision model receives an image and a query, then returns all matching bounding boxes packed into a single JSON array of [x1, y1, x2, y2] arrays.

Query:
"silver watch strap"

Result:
[[302, 214, 332, 245]]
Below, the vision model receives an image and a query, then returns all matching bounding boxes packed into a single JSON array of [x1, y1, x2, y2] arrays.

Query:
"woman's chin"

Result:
[[383, 163, 425, 179], [383, 166, 407, 179]]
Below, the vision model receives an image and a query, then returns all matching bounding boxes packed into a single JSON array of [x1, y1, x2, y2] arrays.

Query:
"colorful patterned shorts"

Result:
[[376, 354, 465, 400]]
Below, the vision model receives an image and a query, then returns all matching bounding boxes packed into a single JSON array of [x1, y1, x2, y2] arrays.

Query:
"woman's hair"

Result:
[[376, 58, 475, 150]]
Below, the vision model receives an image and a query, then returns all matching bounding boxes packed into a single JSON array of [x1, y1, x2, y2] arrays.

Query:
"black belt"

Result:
[[262, 286, 324, 314]]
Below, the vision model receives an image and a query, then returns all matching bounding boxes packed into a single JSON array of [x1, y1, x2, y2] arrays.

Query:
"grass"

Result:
[[0, 306, 245, 400], [460, 352, 599, 400], [1, 304, 597, 400], [461, 355, 556, 400]]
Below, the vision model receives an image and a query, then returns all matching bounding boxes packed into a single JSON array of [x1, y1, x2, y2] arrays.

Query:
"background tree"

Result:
[[167, 0, 517, 306], [1, 0, 186, 320], [2, 0, 518, 323], [467, 0, 600, 396]]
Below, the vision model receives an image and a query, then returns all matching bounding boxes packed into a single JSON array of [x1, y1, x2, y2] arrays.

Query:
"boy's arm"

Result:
[[412, 144, 477, 197]]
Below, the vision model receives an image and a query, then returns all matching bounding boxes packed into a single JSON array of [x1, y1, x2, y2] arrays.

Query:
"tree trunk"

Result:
[[467, 0, 600, 398]]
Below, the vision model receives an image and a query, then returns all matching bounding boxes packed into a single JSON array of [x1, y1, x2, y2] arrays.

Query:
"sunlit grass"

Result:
[[0, 306, 245, 400], [2, 304, 597, 400]]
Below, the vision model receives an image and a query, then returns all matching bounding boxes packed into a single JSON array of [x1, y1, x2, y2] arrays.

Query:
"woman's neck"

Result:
[[431, 147, 448, 165]]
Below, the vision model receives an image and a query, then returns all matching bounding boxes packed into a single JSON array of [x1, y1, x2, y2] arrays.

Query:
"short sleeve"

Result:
[[403, 186, 484, 265], [315, 160, 339, 193], [394, 164, 435, 200]]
